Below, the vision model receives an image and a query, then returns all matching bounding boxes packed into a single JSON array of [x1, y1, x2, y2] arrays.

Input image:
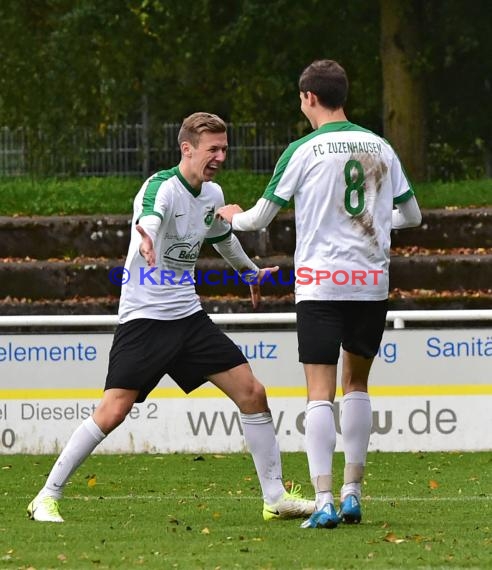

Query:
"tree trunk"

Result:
[[379, 0, 427, 182]]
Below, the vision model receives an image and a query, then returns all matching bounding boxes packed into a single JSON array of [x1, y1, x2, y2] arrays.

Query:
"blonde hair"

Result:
[[178, 112, 227, 147]]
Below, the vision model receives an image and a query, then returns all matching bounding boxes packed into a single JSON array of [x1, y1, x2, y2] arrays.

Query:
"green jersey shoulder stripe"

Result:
[[262, 128, 321, 207], [378, 135, 416, 200], [262, 121, 414, 207], [140, 166, 178, 220], [262, 121, 379, 207]]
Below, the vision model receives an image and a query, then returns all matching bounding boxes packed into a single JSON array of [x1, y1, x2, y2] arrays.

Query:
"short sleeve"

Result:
[[262, 143, 304, 207], [390, 152, 415, 204], [138, 177, 170, 221]]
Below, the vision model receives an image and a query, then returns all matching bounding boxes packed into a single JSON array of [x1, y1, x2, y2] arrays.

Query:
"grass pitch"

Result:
[[1, 175, 491, 216], [0, 452, 490, 569]]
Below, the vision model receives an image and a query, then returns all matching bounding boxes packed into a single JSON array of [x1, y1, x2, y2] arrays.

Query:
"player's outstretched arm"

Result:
[[136, 224, 156, 266], [217, 198, 281, 231], [212, 233, 278, 308], [248, 266, 280, 309], [216, 204, 243, 223]]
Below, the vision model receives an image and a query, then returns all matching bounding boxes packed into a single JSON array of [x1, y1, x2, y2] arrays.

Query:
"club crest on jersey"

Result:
[[204, 207, 215, 227]]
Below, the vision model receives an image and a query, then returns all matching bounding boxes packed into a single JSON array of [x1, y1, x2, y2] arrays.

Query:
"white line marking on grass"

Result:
[[9, 495, 491, 502], [367, 496, 490, 502]]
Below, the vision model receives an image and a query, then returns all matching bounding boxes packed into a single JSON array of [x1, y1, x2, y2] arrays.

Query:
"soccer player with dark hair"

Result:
[[218, 60, 422, 529]]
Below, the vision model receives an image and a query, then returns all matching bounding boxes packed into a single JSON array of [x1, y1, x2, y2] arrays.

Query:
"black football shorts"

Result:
[[105, 310, 247, 402], [296, 299, 388, 364]]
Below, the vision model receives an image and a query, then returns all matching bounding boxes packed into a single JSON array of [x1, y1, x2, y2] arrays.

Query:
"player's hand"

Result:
[[136, 225, 156, 266], [249, 266, 279, 309], [216, 204, 244, 223]]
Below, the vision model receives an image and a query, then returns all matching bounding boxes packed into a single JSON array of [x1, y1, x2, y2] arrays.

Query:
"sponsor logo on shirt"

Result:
[[163, 241, 201, 265]]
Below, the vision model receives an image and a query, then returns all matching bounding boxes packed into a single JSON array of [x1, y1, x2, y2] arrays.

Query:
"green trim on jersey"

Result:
[[396, 159, 415, 197], [380, 136, 416, 199], [262, 121, 378, 207], [175, 166, 200, 197], [140, 167, 178, 220], [262, 131, 320, 207], [393, 188, 415, 204], [204, 227, 233, 244]]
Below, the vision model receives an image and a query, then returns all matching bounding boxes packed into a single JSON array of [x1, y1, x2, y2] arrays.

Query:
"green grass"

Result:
[[0, 176, 139, 216], [413, 178, 492, 209], [1, 452, 490, 569], [0, 174, 491, 216]]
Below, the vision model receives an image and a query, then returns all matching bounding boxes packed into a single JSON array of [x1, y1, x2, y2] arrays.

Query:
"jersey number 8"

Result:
[[344, 159, 365, 216]]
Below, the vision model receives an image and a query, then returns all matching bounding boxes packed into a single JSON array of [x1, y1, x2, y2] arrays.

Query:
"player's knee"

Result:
[[111, 405, 131, 427], [238, 378, 268, 412], [97, 399, 133, 430]]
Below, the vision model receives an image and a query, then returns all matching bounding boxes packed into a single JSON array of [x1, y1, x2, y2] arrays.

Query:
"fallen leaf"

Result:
[[201, 527, 210, 535], [429, 479, 439, 490], [87, 475, 97, 488], [383, 532, 406, 544]]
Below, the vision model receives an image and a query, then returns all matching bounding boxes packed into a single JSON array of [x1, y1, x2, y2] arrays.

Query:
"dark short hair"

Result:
[[178, 112, 227, 147], [298, 60, 348, 109]]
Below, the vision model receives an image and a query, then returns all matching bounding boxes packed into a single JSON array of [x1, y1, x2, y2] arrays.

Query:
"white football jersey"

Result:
[[263, 121, 414, 301], [118, 166, 231, 322]]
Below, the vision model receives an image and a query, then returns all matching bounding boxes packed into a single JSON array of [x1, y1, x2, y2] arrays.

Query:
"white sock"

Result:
[[241, 412, 285, 505], [38, 417, 106, 500], [305, 400, 336, 509], [340, 391, 372, 499]]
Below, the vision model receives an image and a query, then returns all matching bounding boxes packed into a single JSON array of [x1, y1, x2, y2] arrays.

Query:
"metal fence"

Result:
[[0, 123, 296, 177]]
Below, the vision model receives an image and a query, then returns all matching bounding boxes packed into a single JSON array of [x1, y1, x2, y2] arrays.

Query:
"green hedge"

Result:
[[1, 173, 491, 216]]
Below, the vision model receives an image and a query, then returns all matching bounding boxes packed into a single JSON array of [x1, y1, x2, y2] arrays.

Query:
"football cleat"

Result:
[[338, 494, 362, 524], [300, 502, 339, 529], [263, 483, 315, 521], [27, 496, 64, 523]]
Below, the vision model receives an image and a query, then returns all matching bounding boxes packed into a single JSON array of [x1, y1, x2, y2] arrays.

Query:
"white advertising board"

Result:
[[0, 329, 491, 453]]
